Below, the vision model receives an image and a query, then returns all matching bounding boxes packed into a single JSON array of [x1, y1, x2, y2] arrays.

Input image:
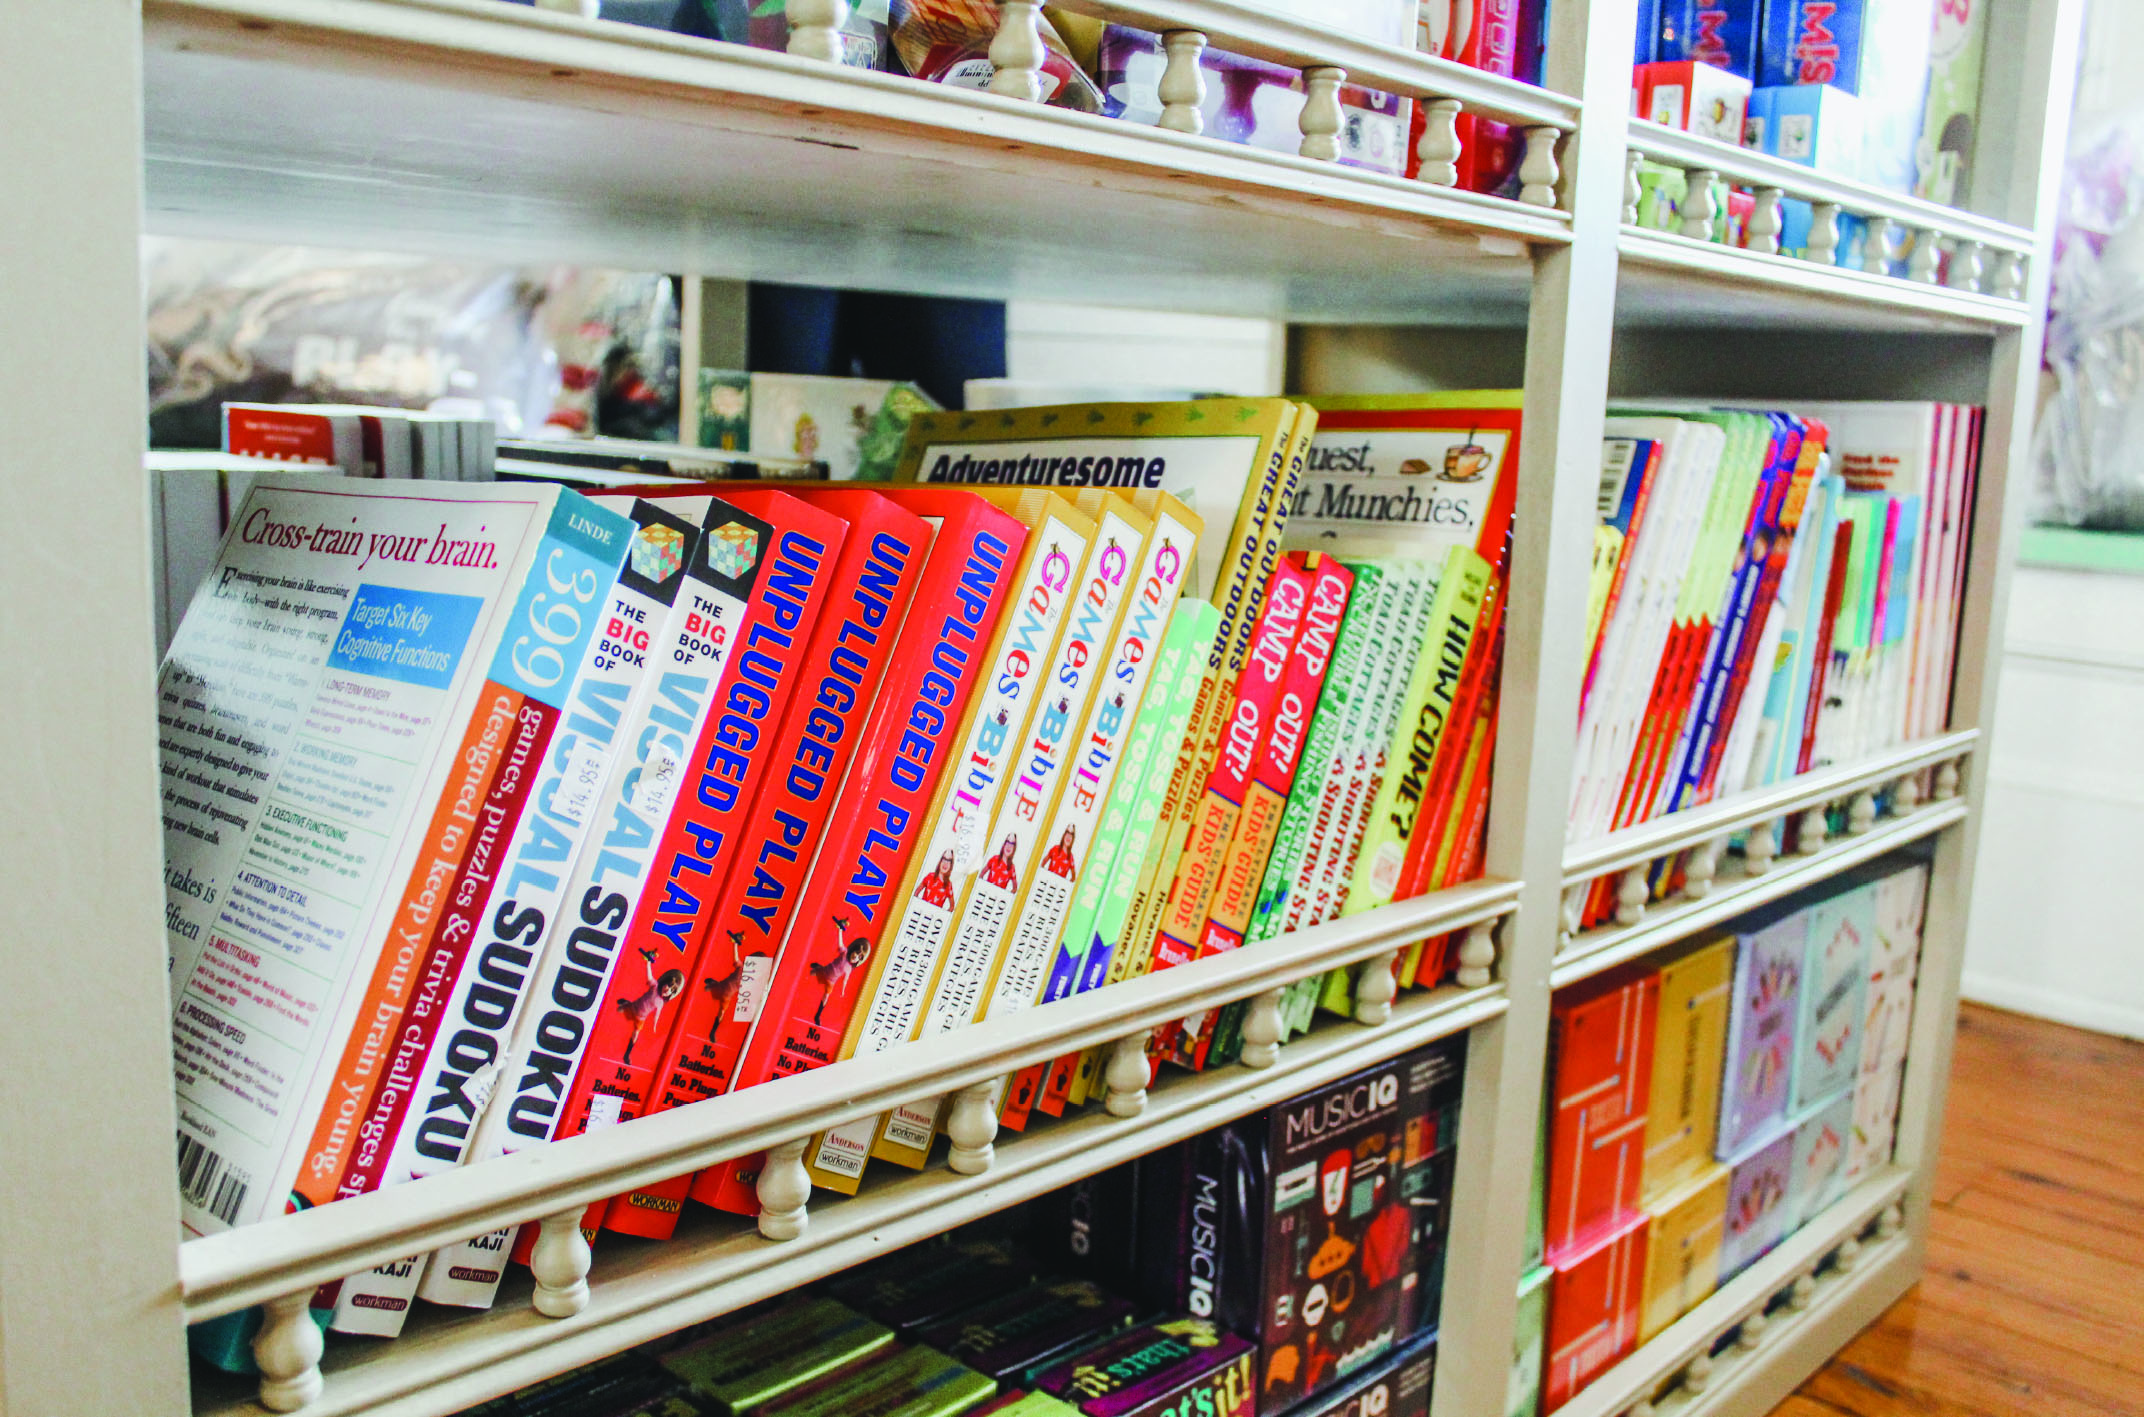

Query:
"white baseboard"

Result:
[[1959, 971, 2144, 1040]]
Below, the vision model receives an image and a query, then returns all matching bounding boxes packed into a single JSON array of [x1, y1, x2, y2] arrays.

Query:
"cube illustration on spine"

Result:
[[1785, 1089, 1855, 1231], [1546, 969, 1661, 1259], [1637, 1164, 1730, 1343], [1635, 60, 1753, 143], [1717, 908, 1804, 1158], [1719, 1119, 1795, 1280], [1792, 883, 1871, 1111], [1543, 1212, 1650, 1414], [1642, 939, 1735, 1205]]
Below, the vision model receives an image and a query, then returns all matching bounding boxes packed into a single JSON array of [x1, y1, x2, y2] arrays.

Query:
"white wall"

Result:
[[1963, 564, 2144, 1038], [1003, 301, 1285, 398]]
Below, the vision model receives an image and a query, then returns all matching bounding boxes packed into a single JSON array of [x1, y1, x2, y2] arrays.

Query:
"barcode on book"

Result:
[[176, 1131, 251, 1226]]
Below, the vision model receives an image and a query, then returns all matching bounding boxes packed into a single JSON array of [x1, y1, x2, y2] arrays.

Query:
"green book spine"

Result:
[[1244, 559, 1384, 947]]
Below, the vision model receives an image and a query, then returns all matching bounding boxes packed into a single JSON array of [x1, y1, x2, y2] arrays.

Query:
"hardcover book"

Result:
[[1545, 968, 1659, 1260], [1636, 1164, 1728, 1343], [1542, 1211, 1649, 1414], [1641, 937, 1734, 1204], [1716, 906, 1804, 1157]]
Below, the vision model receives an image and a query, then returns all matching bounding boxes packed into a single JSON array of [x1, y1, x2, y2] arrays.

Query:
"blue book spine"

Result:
[[1635, 0, 1662, 63], [1759, 0, 1867, 90], [1660, 0, 1762, 78]]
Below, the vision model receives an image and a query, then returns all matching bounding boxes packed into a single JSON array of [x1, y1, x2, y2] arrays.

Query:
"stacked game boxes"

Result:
[[1523, 856, 1927, 1413]]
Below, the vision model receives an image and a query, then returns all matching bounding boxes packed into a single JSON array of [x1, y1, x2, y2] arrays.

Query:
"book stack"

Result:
[[164, 391, 1521, 1361], [1522, 856, 1927, 1414], [1569, 402, 1978, 931]]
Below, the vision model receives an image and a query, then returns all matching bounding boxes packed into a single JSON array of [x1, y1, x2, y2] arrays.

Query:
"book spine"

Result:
[[1196, 554, 1353, 959], [411, 500, 705, 1310], [984, 505, 1197, 1130], [587, 503, 846, 1238], [483, 505, 749, 1159], [699, 502, 1026, 1212], [1345, 548, 1493, 915], [1147, 558, 1314, 977], [292, 491, 628, 1215], [864, 510, 1148, 1170], [802, 509, 1086, 1193], [1111, 407, 1307, 1004], [1243, 558, 1378, 946], [645, 512, 932, 1120], [1395, 570, 1506, 903]]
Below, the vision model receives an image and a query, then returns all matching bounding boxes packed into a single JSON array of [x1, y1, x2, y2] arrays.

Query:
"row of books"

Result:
[[1568, 401, 1978, 930], [162, 392, 1520, 1356], [1636, 0, 1986, 205], [1518, 856, 1926, 1415], [447, 1039, 1462, 1417]]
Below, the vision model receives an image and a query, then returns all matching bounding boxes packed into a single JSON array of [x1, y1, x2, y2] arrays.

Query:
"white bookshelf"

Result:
[[0, 0, 2081, 1414]]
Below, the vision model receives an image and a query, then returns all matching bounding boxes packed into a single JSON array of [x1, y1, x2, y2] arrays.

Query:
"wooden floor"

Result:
[[1771, 1003, 2144, 1417]]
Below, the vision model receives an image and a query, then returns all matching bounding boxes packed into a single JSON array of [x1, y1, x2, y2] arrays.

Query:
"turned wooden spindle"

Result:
[[945, 1079, 1000, 1175], [253, 1290, 325, 1413], [1455, 921, 1498, 988], [755, 1138, 813, 1241], [1807, 202, 1842, 265], [530, 1207, 594, 1316], [1104, 1030, 1152, 1118], [987, 0, 1047, 102], [1157, 31, 1208, 134], [1749, 187, 1784, 254], [1298, 67, 1346, 162], [1518, 126, 1561, 208], [1680, 169, 1719, 241], [1239, 987, 1286, 1068], [783, 0, 849, 63], [1354, 949, 1400, 1025], [1417, 99, 1462, 187]]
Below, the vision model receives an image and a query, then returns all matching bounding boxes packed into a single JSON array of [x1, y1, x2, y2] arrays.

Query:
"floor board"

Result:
[[1770, 1003, 2144, 1416]]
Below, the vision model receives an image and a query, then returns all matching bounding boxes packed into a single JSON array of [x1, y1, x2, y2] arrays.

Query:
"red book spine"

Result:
[[1418, 684, 1501, 988], [700, 496, 1029, 1214], [1394, 573, 1506, 902], [613, 503, 930, 1227], [584, 494, 850, 1238], [647, 499, 931, 1122], [538, 497, 845, 1211], [1797, 523, 1857, 777]]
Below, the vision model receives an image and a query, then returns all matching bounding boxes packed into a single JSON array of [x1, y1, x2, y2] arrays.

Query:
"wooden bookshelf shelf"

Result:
[[0, 0, 2084, 1413], [1552, 1168, 1918, 1417], [142, 0, 1570, 324], [191, 979, 1509, 1417]]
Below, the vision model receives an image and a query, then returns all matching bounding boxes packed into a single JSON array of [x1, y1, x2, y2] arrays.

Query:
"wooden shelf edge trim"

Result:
[[190, 987, 1508, 1414], [1553, 1167, 1914, 1417], [1551, 801, 1968, 990], [180, 879, 1518, 1316], [1562, 730, 1978, 882], [1618, 229, 2031, 327]]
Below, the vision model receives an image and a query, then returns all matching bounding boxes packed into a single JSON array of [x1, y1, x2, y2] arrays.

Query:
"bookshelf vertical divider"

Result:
[[0, 0, 2084, 1413], [0, 3, 193, 1414]]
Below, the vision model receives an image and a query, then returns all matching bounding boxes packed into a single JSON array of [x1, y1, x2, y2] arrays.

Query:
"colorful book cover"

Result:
[[1636, 1164, 1729, 1344], [1510, 1265, 1550, 1417], [801, 493, 1091, 1192], [1844, 1059, 1904, 1188], [989, 495, 1198, 1129], [1717, 907, 1804, 1158], [1784, 1089, 1854, 1232], [1285, 1331, 1435, 1417], [698, 492, 1029, 1213], [915, 1280, 1137, 1386], [867, 497, 1154, 1169], [898, 397, 1300, 605], [1395, 568, 1506, 909], [1546, 969, 1659, 1260], [162, 476, 629, 1237], [1641, 938, 1734, 1205], [1542, 1211, 1649, 1414], [1792, 882, 1872, 1111], [1719, 1117, 1795, 1279]]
